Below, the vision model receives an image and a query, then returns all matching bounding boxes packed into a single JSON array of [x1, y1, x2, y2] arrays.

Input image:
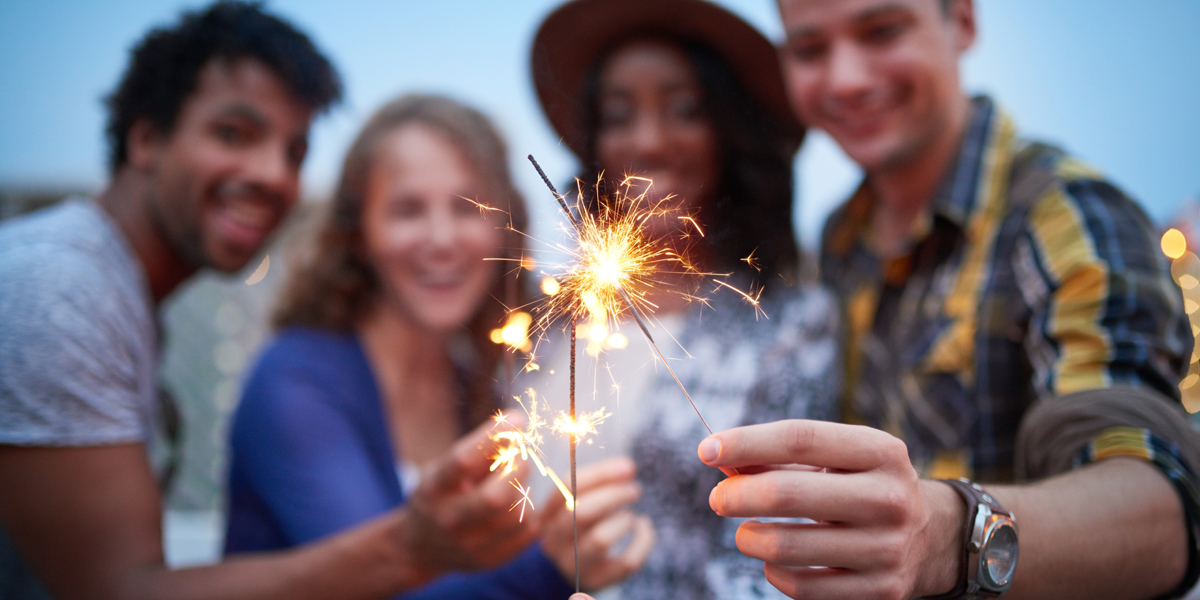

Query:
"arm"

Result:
[[0, 416, 538, 600], [0, 443, 424, 600], [698, 419, 1188, 600]]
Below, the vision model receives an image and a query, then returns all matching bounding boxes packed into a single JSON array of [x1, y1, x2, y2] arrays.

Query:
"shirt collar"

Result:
[[826, 95, 1001, 258], [929, 95, 996, 230]]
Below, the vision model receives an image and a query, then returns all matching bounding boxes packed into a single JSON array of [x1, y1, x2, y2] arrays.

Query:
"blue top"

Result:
[[224, 327, 572, 600]]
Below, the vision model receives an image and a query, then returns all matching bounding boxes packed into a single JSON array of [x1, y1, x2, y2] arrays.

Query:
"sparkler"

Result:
[[482, 155, 756, 593], [526, 154, 751, 592], [527, 155, 743, 436]]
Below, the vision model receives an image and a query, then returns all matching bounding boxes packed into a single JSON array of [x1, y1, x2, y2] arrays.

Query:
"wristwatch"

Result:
[[926, 478, 1019, 599]]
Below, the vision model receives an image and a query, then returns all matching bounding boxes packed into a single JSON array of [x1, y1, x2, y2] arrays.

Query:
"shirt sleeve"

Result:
[[1020, 173, 1191, 402], [1017, 171, 1200, 596], [0, 243, 147, 446], [228, 340, 572, 600], [228, 354, 398, 546]]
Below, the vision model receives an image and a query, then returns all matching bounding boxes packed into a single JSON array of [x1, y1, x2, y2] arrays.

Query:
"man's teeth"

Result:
[[225, 201, 274, 229]]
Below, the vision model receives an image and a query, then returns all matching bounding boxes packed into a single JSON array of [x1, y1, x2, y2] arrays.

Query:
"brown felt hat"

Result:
[[530, 0, 803, 157]]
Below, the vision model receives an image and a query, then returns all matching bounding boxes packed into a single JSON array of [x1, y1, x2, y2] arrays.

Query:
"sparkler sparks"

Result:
[[509, 480, 536, 522], [487, 395, 577, 511], [552, 407, 611, 443]]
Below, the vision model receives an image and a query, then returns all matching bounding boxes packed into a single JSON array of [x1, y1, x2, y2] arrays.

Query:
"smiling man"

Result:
[[0, 3, 537, 599], [699, 0, 1200, 599]]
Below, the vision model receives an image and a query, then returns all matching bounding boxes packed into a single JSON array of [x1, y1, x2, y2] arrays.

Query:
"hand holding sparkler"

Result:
[[539, 456, 656, 591], [401, 415, 539, 580]]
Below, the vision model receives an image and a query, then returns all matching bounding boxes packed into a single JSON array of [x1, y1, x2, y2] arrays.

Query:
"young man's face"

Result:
[[133, 58, 314, 272], [777, 0, 974, 172]]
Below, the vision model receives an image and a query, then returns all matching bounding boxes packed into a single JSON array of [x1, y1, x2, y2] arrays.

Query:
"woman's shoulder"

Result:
[[256, 326, 363, 370], [242, 326, 375, 401]]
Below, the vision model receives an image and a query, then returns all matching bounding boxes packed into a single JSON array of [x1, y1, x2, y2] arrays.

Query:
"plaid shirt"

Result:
[[820, 96, 1193, 483]]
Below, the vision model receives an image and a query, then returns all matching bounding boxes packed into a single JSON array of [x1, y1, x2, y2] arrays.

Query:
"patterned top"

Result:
[[819, 96, 1194, 483], [620, 285, 841, 600], [524, 282, 841, 600]]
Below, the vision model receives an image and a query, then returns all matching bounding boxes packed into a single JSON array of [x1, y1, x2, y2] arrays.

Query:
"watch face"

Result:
[[983, 522, 1019, 587]]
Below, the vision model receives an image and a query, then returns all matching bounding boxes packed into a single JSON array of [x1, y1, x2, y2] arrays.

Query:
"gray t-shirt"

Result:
[[0, 199, 159, 598]]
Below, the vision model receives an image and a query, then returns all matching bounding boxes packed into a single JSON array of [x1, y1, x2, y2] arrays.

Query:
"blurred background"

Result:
[[2, 0, 1198, 567]]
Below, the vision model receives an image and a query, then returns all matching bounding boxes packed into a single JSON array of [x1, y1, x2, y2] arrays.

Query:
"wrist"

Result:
[[916, 479, 967, 597], [383, 509, 442, 590]]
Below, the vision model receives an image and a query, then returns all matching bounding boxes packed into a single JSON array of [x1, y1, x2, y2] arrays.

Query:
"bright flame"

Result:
[[541, 277, 561, 295], [606, 332, 628, 349], [528, 174, 757, 337], [492, 311, 533, 353], [588, 323, 608, 342], [1163, 228, 1188, 259], [552, 407, 611, 443]]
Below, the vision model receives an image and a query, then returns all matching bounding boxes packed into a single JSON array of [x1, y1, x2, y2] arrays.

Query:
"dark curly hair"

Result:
[[576, 34, 802, 289], [104, 1, 341, 173]]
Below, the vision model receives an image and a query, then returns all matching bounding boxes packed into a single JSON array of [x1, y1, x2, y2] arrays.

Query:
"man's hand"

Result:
[[540, 456, 656, 591], [697, 420, 963, 600], [402, 416, 540, 579]]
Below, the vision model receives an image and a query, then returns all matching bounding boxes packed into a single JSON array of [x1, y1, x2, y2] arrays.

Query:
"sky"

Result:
[[1, 0, 1197, 247]]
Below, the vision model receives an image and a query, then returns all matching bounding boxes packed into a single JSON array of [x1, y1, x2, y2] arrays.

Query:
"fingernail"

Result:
[[708, 485, 723, 515], [698, 437, 721, 463]]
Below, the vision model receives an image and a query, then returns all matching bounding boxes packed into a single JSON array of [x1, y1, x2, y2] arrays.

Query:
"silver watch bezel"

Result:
[[965, 493, 1019, 596]]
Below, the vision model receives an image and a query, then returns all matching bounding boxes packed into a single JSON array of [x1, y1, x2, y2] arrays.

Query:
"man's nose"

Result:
[[244, 143, 298, 201], [826, 41, 874, 101]]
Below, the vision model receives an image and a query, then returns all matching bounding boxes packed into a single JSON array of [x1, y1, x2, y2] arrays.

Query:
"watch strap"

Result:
[[922, 478, 976, 600], [923, 478, 1012, 600]]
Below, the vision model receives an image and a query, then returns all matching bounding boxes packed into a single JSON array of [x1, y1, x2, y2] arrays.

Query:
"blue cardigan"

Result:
[[224, 327, 572, 600]]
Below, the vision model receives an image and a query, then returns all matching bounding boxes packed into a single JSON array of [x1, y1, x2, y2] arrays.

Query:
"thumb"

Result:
[[426, 412, 526, 493]]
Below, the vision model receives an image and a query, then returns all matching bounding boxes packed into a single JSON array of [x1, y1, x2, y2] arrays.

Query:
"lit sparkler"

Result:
[[526, 155, 752, 435], [525, 155, 753, 593], [480, 156, 757, 593]]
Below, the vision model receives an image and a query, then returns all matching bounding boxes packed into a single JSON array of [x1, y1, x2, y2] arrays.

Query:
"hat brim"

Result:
[[531, 0, 803, 158]]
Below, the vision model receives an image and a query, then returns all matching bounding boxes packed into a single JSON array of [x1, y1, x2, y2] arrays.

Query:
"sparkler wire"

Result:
[[569, 313, 579, 593]]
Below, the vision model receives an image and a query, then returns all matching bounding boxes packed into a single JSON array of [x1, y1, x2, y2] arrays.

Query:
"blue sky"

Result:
[[1, 0, 1197, 246]]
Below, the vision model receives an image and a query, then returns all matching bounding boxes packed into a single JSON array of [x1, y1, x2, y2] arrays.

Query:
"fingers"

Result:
[[578, 510, 636, 558], [569, 595, 596, 600], [578, 513, 656, 590], [574, 479, 642, 530], [710, 469, 906, 523], [426, 413, 527, 493], [764, 564, 897, 600], [575, 456, 637, 494], [735, 520, 886, 571], [699, 420, 908, 473]]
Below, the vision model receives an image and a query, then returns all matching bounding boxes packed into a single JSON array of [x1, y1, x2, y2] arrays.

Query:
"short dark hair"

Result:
[[104, 1, 342, 173]]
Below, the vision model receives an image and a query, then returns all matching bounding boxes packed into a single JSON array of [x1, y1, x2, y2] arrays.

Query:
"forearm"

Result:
[[126, 510, 432, 600], [988, 458, 1187, 599]]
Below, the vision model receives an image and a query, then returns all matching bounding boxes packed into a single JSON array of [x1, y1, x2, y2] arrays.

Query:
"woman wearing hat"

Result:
[[529, 0, 843, 597]]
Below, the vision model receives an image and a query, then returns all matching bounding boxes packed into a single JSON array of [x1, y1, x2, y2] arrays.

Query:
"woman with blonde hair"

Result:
[[224, 94, 652, 597]]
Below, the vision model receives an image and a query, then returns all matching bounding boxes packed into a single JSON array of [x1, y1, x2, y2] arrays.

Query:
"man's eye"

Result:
[[788, 42, 827, 62], [214, 124, 241, 142], [863, 22, 904, 44]]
